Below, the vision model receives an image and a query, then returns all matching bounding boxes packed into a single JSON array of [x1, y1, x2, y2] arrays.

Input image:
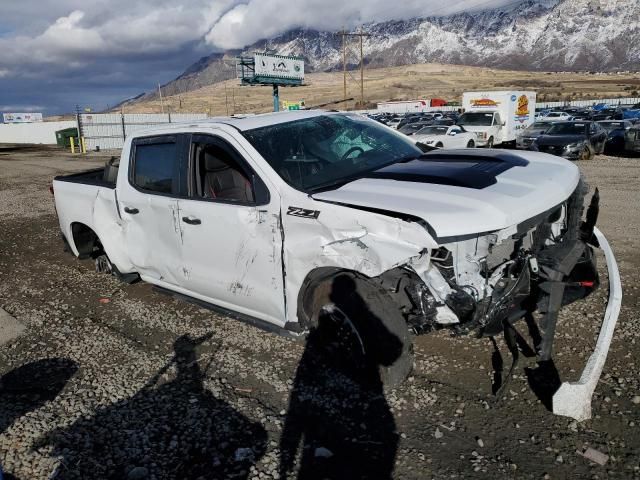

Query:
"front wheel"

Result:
[[466, 139, 475, 148], [579, 145, 593, 161], [435, 142, 444, 148], [303, 273, 413, 389], [487, 137, 494, 148]]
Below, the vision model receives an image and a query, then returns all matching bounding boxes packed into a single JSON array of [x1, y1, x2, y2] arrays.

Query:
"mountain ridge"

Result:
[[151, 0, 640, 99]]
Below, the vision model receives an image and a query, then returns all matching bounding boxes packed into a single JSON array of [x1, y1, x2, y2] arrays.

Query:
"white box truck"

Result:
[[459, 91, 536, 147]]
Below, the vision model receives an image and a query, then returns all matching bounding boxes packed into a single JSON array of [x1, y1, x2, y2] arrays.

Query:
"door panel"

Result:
[[177, 133, 285, 325], [178, 199, 285, 323], [117, 134, 188, 284]]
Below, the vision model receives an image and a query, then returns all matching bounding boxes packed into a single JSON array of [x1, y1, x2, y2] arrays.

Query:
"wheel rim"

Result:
[[320, 304, 366, 356]]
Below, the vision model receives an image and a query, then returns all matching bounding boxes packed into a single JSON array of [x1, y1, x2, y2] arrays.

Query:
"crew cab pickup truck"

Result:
[[52, 111, 621, 421]]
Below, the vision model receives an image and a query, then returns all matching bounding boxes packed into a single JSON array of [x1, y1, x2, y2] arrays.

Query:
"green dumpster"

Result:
[[55, 127, 79, 148]]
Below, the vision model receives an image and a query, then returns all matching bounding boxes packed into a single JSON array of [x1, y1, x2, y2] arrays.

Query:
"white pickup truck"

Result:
[[52, 111, 620, 420]]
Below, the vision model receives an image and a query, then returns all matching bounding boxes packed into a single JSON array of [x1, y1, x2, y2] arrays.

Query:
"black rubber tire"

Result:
[[304, 273, 413, 389], [435, 142, 444, 148], [579, 146, 592, 161], [487, 137, 494, 148], [466, 140, 475, 148]]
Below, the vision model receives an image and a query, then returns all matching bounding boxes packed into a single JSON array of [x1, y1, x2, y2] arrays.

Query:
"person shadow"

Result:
[[0, 358, 79, 480], [38, 333, 267, 480], [280, 275, 403, 480]]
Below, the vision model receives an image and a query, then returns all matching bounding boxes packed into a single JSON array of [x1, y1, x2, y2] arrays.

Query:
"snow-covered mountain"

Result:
[[157, 0, 640, 97]]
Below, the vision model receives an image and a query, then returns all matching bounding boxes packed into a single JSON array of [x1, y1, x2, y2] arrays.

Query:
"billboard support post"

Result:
[[273, 85, 280, 112]]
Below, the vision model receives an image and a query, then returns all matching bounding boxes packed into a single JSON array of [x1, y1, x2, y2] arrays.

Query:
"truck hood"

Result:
[[312, 150, 580, 240], [458, 125, 494, 132]]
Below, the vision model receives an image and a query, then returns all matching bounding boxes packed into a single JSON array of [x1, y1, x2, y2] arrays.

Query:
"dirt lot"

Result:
[[0, 145, 639, 479]]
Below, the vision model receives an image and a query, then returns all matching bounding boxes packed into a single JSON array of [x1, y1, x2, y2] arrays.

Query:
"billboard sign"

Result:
[[254, 54, 304, 82], [1, 112, 44, 123]]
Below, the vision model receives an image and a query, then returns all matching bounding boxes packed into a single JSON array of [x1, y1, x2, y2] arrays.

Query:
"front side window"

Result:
[[133, 141, 178, 194], [242, 114, 421, 192], [192, 141, 255, 204]]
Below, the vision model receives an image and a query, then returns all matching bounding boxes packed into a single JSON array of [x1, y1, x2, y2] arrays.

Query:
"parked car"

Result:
[[412, 125, 476, 148], [50, 110, 619, 414], [625, 123, 640, 153], [398, 121, 434, 136], [532, 121, 607, 160], [597, 120, 633, 153], [589, 108, 622, 122], [541, 111, 574, 122], [516, 121, 553, 149]]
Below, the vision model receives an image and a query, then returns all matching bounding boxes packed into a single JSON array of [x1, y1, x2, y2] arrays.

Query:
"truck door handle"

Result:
[[124, 206, 139, 214], [182, 216, 201, 225]]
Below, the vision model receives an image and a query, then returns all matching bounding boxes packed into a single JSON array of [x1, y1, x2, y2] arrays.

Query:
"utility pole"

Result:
[[337, 28, 370, 109], [157, 82, 165, 114], [359, 27, 364, 107], [341, 28, 347, 103]]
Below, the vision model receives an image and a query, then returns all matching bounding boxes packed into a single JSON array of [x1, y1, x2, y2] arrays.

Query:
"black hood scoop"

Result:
[[366, 150, 529, 190]]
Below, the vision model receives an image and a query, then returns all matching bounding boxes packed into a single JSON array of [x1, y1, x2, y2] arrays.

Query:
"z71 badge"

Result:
[[287, 206, 320, 219]]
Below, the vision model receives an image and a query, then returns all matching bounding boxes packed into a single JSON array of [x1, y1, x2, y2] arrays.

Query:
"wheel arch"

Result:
[[296, 267, 361, 330], [70, 222, 102, 259]]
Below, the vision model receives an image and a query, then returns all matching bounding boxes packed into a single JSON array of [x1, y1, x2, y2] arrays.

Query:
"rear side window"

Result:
[[133, 141, 178, 194]]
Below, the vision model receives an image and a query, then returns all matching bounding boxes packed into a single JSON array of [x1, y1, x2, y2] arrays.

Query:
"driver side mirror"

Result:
[[501, 121, 506, 127], [449, 131, 457, 136]]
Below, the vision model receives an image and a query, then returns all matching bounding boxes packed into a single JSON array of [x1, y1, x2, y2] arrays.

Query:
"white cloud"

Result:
[[205, 0, 518, 49]]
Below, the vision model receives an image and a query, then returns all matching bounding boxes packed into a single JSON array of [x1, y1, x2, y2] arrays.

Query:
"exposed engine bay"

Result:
[[376, 178, 600, 361]]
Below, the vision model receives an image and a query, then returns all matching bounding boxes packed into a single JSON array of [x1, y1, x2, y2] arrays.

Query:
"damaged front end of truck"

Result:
[[346, 179, 620, 421]]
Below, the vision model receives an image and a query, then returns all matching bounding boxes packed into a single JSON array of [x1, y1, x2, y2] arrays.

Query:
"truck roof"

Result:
[[134, 110, 333, 136]]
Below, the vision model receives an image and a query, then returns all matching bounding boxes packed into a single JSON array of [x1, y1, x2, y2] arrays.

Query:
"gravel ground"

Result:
[[0, 145, 639, 479]]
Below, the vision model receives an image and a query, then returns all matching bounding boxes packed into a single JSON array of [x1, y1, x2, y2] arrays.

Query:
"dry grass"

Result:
[[125, 63, 640, 115]]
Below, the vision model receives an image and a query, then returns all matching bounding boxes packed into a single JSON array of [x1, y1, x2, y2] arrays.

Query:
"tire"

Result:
[[579, 145, 593, 161], [466, 140, 475, 148], [487, 137, 494, 148], [435, 142, 443, 148], [302, 273, 413, 389]]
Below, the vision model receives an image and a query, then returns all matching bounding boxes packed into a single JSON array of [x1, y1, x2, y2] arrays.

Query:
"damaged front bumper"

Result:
[[552, 227, 622, 421]]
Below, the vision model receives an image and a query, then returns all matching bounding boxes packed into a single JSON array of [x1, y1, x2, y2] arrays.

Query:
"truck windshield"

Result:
[[458, 112, 494, 126], [242, 114, 422, 192]]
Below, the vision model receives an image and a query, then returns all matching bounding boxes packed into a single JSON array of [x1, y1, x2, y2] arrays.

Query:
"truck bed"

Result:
[[54, 168, 115, 189]]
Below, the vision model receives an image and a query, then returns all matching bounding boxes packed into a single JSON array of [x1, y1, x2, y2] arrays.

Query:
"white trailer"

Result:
[[459, 91, 536, 147], [377, 100, 429, 113]]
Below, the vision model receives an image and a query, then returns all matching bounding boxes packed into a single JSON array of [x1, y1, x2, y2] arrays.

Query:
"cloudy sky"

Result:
[[0, 0, 518, 115]]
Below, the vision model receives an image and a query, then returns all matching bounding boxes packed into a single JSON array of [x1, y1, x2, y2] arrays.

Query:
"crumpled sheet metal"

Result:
[[283, 203, 438, 325], [553, 227, 622, 422]]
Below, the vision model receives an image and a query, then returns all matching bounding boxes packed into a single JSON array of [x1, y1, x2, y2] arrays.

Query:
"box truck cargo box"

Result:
[[459, 91, 536, 147]]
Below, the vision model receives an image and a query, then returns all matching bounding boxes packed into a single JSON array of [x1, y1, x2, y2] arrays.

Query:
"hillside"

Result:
[[125, 62, 640, 115]]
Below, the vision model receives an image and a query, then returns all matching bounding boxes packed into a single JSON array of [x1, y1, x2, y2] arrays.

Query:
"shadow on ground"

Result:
[[39, 334, 267, 480], [279, 275, 402, 480], [0, 358, 79, 480]]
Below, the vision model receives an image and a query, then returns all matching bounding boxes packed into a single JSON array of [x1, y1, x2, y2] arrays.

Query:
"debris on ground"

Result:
[[577, 447, 609, 466]]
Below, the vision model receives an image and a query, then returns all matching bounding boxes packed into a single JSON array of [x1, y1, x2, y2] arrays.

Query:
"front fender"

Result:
[[282, 201, 438, 326]]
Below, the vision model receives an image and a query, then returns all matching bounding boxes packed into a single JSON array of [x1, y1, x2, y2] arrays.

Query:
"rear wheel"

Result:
[[466, 139, 475, 148], [303, 273, 413, 389]]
